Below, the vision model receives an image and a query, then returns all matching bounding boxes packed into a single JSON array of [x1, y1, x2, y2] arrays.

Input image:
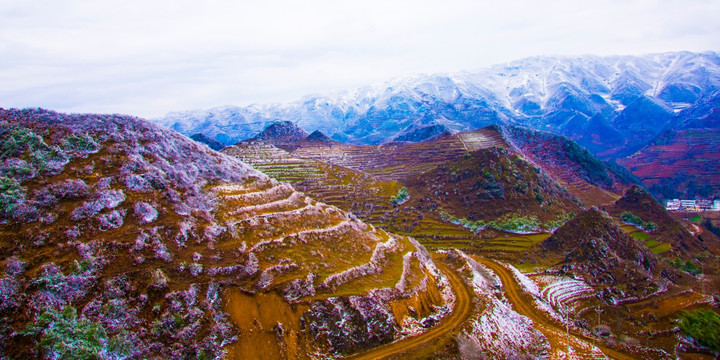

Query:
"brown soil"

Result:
[[476, 257, 637, 360], [347, 258, 474, 360]]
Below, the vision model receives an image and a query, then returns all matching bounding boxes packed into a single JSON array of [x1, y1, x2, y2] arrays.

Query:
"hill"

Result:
[[190, 132, 225, 150], [606, 186, 712, 258], [405, 146, 580, 223], [501, 125, 640, 206], [290, 124, 635, 207], [304, 130, 335, 144], [244, 121, 310, 152], [540, 208, 664, 301], [0, 108, 452, 359]]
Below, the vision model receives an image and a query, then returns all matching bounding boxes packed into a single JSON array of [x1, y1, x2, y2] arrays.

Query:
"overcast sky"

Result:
[[1, 0, 719, 118]]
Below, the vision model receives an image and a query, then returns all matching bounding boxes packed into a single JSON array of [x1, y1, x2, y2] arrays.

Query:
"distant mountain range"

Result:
[[156, 51, 720, 161]]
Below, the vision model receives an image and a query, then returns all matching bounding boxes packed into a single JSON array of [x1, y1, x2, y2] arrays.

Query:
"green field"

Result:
[[644, 239, 671, 254]]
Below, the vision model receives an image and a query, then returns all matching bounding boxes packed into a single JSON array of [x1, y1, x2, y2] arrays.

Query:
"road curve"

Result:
[[346, 258, 474, 360], [477, 257, 636, 360]]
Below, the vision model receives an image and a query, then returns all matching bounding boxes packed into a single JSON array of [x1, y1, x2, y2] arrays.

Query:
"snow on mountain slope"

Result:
[[155, 51, 720, 158]]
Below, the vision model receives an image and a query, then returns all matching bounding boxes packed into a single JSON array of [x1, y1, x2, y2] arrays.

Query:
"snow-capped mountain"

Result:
[[155, 51, 720, 159]]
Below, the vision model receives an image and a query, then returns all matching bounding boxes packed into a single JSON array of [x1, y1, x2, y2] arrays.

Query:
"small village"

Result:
[[665, 198, 720, 211]]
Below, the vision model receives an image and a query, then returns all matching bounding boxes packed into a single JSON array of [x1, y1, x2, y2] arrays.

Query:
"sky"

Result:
[[1, 0, 719, 118]]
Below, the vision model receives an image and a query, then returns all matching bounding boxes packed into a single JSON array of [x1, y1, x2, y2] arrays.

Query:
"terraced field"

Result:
[[223, 141, 555, 255], [618, 129, 720, 200], [212, 178, 407, 291], [211, 178, 457, 358], [291, 127, 508, 181], [545, 164, 621, 207]]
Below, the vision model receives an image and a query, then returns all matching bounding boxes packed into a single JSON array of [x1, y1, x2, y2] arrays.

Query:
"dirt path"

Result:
[[477, 257, 636, 360], [347, 259, 474, 359]]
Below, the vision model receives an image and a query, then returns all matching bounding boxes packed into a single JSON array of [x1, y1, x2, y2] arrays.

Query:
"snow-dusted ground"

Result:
[[540, 277, 596, 311], [452, 250, 550, 359]]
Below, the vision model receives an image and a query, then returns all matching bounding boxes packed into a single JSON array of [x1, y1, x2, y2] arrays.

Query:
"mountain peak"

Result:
[[305, 130, 335, 143], [247, 120, 310, 151]]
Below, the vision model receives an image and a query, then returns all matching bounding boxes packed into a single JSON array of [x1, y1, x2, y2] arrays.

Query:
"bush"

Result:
[[493, 215, 541, 232], [668, 258, 700, 276], [620, 211, 656, 232], [391, 187, 408, 204], [620, 211, 643, 225], [63, 134, 99, 153], [0, 176, 25, 218], [678, 309, 720, 352], [134, 202, 158, 224], [24, 306, 107, 360]]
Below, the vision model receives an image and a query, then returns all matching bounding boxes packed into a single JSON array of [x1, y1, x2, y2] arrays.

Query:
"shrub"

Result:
[[149, 269, 168, 289], [678, 309, 720, 352], [134, 202, 158, 224], [98, 210, 125, 231], [668, 258, 700, 276], [24, 306, 107, 360], [0, 176, 25, 218], [1, 158, 35, 180], [493, 215, 541, 232], [620, 211, 643, 225], [391, 187, 408, 204], [63, 134, 99, 153], [620, 211, 657, 232]]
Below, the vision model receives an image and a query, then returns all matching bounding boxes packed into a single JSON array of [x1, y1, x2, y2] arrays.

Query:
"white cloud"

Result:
[[1, 0, 718, 118]]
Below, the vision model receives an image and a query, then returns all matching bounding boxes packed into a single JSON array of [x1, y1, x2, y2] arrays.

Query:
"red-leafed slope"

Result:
[[617, 128, 720, 200]]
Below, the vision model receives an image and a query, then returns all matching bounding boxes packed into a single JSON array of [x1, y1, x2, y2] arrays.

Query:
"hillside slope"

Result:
[[607, 186, 712, 257], [290, 124, 636, 207], [618, 128, 720, 200], [405, 146, 580, 223], [0, 108, 452, 359], [501, 125, 640, 206], [540, 209, 664, 302]]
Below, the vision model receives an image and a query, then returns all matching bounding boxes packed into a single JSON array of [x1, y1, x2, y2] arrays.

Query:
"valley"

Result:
[[213, 119, 720, 358]]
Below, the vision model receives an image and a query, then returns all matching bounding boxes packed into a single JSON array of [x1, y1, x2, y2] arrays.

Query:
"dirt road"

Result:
[[477, 257, 636, 360], [347, 260, 474, 359]]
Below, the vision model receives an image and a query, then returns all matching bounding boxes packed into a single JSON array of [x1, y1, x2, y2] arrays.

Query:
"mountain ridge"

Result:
[[156, 51, 720, 160]]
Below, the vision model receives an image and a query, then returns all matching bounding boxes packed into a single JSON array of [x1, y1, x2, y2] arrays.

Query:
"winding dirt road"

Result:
[[347, 260, 474, 360], [477, 257, 636, 360]]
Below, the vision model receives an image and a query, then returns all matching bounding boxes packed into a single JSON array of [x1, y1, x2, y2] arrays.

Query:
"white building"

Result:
[[680, 200, 697, 211], [666, 199, 681, 211], [714, 200, 720, 211]]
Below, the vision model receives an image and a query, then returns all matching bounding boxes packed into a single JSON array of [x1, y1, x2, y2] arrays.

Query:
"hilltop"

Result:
[[540, 208, 664, 301], [607, 186, 713, 258], [243, 121, 310, 152], [405, 146, 580, 223]]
